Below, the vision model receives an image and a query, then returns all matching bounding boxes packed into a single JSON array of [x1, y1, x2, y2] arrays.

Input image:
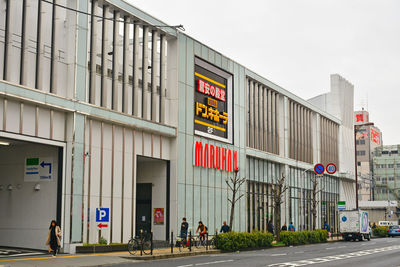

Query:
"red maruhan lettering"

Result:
[[194, 142, 237, 172], [195, 141, 203, 166]]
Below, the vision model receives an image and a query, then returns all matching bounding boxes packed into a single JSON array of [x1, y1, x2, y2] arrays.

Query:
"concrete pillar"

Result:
[[151, 30, 158, 122], [160, 35, 167, 124], [112, 11, 120, 111], [142, 26, 150, 120], [133, 24, 140, 117], [123, 16, 130, 114]]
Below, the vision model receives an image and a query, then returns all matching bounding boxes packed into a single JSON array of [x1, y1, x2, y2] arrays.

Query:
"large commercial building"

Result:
[[373, 145, 400, 202], [354, 109, 382, 201], [0, 0, 355, 253]]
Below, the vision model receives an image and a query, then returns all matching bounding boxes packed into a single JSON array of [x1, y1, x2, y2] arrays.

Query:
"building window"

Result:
[[396, 164, 400, 168], [389, 177, 395, 181], [357, 150, 366, 156], [388, 164, 394, 168], [382, 151, 389, 155], [391, 150, 398, 154], [375, 177, 380, 181], [357, 162, 361, 166]]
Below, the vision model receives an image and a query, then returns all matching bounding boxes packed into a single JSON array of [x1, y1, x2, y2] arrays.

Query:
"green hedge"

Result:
[[215, 231, 274, 251], [373, 226, 388, 237], [280, 229, 328, 246]]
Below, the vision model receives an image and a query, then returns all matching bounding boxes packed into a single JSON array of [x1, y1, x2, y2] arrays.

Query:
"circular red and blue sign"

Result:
[[326, 163, 337, 174], [314, 163, 324, 175]]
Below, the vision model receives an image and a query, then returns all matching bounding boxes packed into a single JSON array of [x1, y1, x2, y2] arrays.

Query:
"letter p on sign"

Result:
[[96, 208, 109, 222]]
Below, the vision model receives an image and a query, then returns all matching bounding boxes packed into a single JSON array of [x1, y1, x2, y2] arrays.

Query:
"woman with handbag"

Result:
[[45, 220, 62, 257]]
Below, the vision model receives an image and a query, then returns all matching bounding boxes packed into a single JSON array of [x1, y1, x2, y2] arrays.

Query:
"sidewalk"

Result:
[[0, 247, 218, 267], [0, 237, 342, 267]]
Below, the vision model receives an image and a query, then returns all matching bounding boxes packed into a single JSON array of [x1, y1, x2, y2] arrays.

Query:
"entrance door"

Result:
[[136, 183, 152, 236]]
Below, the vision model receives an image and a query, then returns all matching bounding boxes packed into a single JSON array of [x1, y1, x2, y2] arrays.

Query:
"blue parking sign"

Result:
[[96, 208, 109, 222]]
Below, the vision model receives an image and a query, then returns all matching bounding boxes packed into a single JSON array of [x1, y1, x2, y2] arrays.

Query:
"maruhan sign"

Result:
[[193, 141, 237, 172]]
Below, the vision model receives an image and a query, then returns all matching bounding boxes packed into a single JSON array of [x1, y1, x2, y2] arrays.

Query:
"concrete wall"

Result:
[[0, 142, 59, 249], [82, 119, 172, 245], [137, 158, 167, 240]]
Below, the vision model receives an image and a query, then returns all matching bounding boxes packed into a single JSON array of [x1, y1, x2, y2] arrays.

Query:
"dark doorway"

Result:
[[136, 183, 152, 236]]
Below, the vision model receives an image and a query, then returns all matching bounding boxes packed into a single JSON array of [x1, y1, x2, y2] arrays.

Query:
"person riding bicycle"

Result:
[[196, 221, 208, 241]]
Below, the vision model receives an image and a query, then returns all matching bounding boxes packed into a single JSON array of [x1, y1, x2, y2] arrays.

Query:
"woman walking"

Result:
[[46, 220, 62, 257]]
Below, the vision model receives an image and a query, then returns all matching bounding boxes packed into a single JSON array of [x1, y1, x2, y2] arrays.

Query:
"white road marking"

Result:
[[326, 245, 346, 250], [294, 251, 304, 254], [177, 265, 193, 267], [195, 260, 234, 266], [0, 252, 44, 258], [268, 245, 400, 266], [270, 253, 287, 256]]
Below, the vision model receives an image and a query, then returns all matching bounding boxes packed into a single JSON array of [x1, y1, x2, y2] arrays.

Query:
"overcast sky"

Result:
[[129, 0, 400, 145]]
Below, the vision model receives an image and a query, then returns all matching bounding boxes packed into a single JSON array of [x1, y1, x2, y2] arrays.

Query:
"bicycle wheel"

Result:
[[128, 239, 139, 255], [195, 238, 202, 249], [178, 241, 184, 252], [210, 238, 217, 249], [142, 240, 152, 255]]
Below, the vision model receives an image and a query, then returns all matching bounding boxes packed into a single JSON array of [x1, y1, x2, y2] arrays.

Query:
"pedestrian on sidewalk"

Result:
[[288, 222, 295, 232], [220, 221, 230, 233], [281, 224, 288, 231], [180, 217, 189, 240], [46, 220, 61, 257], [267, 220, 274, 234], [323, 221, 330, 232]]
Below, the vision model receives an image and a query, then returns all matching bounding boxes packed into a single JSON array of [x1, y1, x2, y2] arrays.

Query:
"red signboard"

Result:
[[371, 129, 381, 144], [197, 79, 226, 102], [154, 208, 164, 225], [356, 114, 364, 122], [194, 141, 237, 172]]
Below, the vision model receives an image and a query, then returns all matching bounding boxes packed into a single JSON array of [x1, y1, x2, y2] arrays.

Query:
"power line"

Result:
[[41, 0, 185, 31]]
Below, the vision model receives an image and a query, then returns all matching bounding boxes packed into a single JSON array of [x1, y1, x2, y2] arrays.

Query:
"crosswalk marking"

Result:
[[268, 245, 400, 267]]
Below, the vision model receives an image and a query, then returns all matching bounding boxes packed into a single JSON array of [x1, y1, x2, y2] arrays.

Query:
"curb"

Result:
[[121, 249, 221, 261]]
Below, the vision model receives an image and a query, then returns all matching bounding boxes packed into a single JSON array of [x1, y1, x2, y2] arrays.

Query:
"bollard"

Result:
[[170, 230, 174, 254], [150, 230, 153, 255], [189, 231, 192, 251], [140, 229, 143, 256]]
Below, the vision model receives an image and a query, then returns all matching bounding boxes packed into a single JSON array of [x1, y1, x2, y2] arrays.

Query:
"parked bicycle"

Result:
[[127, 231, 152, 255], [176, 236, 194, 252]]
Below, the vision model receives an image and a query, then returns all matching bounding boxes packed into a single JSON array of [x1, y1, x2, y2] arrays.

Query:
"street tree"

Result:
[[310, 174, 322, 230], [272, 172, 288, 241], [226, 168, 246, 231]]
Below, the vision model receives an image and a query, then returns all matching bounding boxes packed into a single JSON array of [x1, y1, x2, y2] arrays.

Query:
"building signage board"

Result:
[[338, 201, 346, 211], [24, 157, 53, 182], [370, 128, 381, 144], [194, 57, 233, 144], [194, 141, 237, 172], [96, 208, 109, 229]]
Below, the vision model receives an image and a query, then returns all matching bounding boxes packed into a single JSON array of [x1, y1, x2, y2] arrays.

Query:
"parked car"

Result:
[[388, 225, 400, 237]]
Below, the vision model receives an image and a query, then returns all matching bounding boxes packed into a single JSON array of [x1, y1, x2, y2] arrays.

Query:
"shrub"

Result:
[[280, 229, 328, 246], [373, 226, 388, 237], [99, 236, 108, 245], [215, 231, 273, 251]]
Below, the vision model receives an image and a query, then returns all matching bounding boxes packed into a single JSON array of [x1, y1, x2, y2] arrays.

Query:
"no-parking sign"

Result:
[[314, 163, 324, 175]]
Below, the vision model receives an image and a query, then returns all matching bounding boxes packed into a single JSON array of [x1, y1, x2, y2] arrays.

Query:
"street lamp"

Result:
[[354, 122, 374, 209]]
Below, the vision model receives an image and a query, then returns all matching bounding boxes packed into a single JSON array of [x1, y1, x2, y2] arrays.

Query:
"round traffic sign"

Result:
[[314, 163, 324, 175], [326, 163, 337, 174]]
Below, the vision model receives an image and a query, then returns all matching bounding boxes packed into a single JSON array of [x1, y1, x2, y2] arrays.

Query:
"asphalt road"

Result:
[[108, 237, 400, 267]]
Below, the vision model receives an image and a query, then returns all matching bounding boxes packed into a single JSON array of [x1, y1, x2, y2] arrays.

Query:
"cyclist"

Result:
[[196, 221, 208, 241]]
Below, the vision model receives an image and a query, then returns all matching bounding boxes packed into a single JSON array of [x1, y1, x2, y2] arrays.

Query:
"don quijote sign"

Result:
[[194, 141, 237, 172], [194, 57, 233, 144]]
